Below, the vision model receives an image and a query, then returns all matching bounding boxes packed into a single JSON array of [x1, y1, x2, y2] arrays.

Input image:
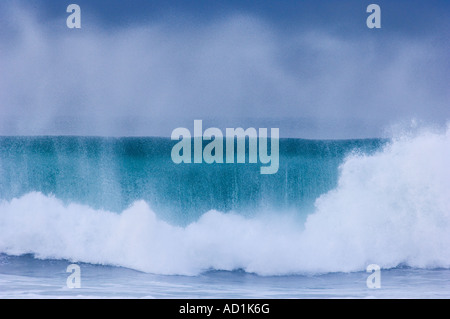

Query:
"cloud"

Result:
[[0, 4, 448, 138]]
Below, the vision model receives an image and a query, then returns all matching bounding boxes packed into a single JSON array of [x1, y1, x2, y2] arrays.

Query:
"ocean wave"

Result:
[[0, 128, 449, 275]]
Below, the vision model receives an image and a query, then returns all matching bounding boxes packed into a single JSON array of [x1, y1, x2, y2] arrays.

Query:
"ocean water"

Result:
[[0, 127, 449, 298]]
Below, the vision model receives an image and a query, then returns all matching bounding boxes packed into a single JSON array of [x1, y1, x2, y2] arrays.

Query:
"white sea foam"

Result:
[[0, 127, 449, 275]]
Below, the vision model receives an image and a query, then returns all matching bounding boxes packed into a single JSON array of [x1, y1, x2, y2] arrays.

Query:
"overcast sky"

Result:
[[0, 0, 449, 138]]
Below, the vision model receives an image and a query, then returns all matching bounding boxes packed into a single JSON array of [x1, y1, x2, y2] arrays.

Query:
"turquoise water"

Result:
[[0, 136, 385, 225]]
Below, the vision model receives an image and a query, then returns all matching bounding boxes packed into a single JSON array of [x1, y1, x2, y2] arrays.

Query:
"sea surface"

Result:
[[0, 128, 449, 298]]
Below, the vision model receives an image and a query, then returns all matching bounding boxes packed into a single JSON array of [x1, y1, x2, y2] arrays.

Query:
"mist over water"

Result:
[[0, 1, 448, 277], [0, 3, 449, 138], [0, 1, 449, 301]]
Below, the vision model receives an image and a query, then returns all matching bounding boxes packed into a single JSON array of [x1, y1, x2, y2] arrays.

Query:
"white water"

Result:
[[0, 127, 449, 275]]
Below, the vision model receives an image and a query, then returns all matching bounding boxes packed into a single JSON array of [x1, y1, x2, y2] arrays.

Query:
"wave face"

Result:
[[0, 129, 449, 275], [0, 136, 383, 224]]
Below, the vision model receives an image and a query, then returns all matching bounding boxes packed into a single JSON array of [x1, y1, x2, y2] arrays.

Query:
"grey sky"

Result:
[[0, 1, 448, 138]]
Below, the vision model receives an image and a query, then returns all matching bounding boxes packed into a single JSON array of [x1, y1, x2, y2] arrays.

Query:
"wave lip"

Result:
[[0, 128, 449, 275]]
